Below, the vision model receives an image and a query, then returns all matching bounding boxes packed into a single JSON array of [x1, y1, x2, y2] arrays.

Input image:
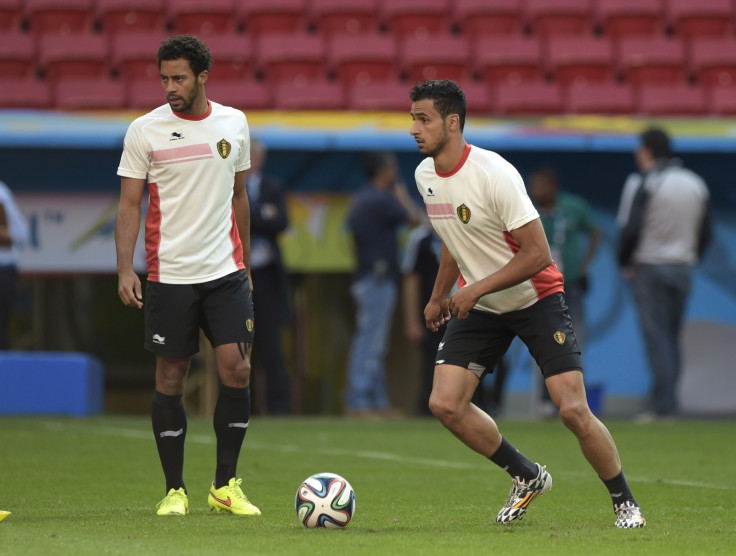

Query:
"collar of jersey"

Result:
[[435, 143, 471, 178], [171, 100, 212, 121]]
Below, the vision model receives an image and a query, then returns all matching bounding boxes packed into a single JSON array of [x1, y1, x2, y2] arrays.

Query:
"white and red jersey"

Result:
[[118, 101, 250, 284], [415, 144, 563, 314]]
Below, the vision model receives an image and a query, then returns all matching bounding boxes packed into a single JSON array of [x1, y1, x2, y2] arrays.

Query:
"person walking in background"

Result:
[[0, 179, 29, 350], [529, 167, 600, 416], [247, 137, 292, 415], [344, 152, 422, 417], [617, 127, 712, 422], [402, 223, 443, 415], [115, 34, 260, 517], [410, 79, 645, 528]]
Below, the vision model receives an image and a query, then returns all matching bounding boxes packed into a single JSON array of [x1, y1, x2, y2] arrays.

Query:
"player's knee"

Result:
[[428, 392, 460, 423], [558, 399, 589, 434]]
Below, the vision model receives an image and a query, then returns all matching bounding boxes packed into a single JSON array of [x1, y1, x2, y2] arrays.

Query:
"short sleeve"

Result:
[[117, 121, 150, 180]]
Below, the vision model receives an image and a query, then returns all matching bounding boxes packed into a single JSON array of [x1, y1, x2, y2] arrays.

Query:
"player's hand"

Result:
[[448, 286, 479, 320], [118, 268, 143, 309], [424, 298, 451, 332]]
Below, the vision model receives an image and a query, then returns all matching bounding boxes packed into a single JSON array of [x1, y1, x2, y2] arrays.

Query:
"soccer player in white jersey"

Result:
[[115, 35, 260, 517], [409, 80, 646, 528]]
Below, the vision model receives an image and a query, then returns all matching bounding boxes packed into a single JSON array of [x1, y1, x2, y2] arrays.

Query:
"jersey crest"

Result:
[[216, 138, 232, 159], [456, 203, 471, 224]]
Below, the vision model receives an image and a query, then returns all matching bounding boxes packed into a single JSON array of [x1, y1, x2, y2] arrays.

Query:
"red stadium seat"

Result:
[[708, 85, 736, 115], [38, 33, 110, 84], [256, 33, 327, 86], [168, 0, 237, 36], [525, 0, 594, 39], [454, 80, 493, 114], [310, 0, 379, 37], [453, 0, 524, 39], [347, 80, 411, 111], [596, 0, 664, 40], [475, 36, 544, 86], [0, 77, 52, 108], [546, 36, 615, 87], [0, 0, 21, 31], [494, 81, 564, 116], [204, 34, 255, 81], [273, 79, 346, 110], [111, 31, 168, 82], [565, 82, 636, 114], [638, 84, 707, 115], [617, 37, 687, 86], [0, 31, 36, 78], [96, 0, 167, 37], [330, 33, 398, 88], [238, 0, 308, 37], [206, 80, 273, 110], [54, 77, 127, 110], [381, 0, 451, 39], [25, 0, 95, 36], [400, 34, 472, 84], [690, 38, 736, 89], [126, 78, 165, 110], [668, 0, 734, 42]]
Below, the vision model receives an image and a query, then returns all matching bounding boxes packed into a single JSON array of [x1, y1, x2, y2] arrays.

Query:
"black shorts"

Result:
[[436, 292, 581, 379], [144, 270, 254, 358]]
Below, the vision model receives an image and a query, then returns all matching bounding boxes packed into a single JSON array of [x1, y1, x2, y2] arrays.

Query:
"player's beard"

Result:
[[424, 123, 450, 159], [169, 81, 201, 114]]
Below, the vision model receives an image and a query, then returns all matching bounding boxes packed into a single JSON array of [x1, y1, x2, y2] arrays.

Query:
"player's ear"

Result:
[[198, 70, 209, 85], [447, 114, 460, 132]]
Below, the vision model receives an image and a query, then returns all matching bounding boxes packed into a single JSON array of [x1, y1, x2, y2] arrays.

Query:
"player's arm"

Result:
[[115, 176, 145, 308], [448, 218, 553, 319], [232, 170, 253, 290], [424, 242, 459, 331]]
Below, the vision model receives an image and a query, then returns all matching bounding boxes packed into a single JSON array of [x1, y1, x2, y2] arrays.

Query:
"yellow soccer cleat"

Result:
[[0, 510, 10, 523], [208, 478, 261, 516], [156, 488, 189, 516]]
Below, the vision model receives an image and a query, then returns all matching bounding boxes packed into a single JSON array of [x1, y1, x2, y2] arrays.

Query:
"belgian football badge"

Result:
[[217, 138, 231, 159], [554, 331, 566, 345], [246, 318, 254, 333], [456, 203, 471, 224]]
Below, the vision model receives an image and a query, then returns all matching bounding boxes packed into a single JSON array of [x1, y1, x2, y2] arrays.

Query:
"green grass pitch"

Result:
[[0, 415, 734, 555]]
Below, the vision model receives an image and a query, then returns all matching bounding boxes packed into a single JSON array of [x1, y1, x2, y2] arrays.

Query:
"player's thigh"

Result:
[[201, 270, 255, 348], [144, 281, 201, 357], [509, 293, 582, 378]]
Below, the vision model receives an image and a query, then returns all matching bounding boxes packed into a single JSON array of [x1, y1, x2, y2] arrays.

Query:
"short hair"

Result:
[[531, 167, 558, 186], [158, 34, 212, 76], [640, 127, 672, 159], [363, 152, 395, 180], [410, 80, 467, 131]]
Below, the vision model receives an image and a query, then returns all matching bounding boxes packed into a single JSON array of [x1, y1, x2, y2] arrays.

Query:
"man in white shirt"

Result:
[[116, 34, 259, 518], [410, 79, 645, 528], [0, 179, 28, 349]]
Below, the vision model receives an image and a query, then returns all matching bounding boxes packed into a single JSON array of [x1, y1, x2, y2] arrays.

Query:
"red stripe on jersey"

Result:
[[503, 231, 564, 300], [151, 143, 213, 165], [229, 207, 245, 270], [426, 202, 455, 220], [145, 182, 162, 282], [436, 143, 471, 178]]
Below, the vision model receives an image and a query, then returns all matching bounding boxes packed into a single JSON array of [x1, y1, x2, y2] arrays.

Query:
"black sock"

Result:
[[602, 469, 636, 507], [213, 385, 250, 489], [489, 437, 539, 480], [152, 390, 187, 493]]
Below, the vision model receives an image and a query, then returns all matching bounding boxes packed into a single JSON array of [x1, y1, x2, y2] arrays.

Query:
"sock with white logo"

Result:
[[152, 390, 187, 494], [602, 469, 636, 507], [489, 437, 539, 481], [213, 385, 250, 489]]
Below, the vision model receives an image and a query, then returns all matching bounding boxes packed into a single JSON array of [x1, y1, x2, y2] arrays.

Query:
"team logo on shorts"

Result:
[[245, 318, 254, 333], [553, 330, 566, 345], [217, 138, 232, 159], [456, 204, 471, 224]]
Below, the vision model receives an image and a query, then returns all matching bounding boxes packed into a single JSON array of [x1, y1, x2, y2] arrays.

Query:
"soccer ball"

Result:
[[295, 472, 356, 529]]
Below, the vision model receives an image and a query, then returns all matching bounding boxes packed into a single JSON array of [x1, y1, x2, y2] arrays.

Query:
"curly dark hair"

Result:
[[158, 34, 212, 76], [410, 80, 466, 131]]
